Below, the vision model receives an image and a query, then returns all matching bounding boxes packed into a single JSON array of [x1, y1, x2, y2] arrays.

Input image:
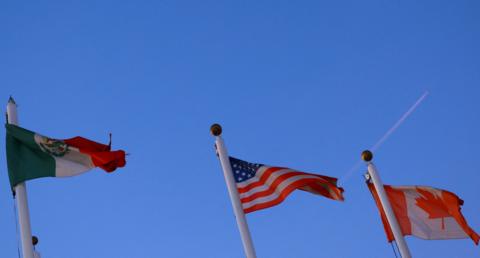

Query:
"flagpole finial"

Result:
[[361, 150, 373, 162], [8, 96, 16, 105], [210, 123, 222, 136]]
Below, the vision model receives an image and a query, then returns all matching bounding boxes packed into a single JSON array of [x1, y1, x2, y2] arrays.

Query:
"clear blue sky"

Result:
[[1, 1, 479, 257]]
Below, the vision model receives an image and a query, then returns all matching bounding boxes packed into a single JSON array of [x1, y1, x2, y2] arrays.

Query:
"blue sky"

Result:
[[1, 1, 479, 257]]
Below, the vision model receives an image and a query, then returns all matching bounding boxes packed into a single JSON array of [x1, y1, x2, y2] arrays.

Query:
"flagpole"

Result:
[[211, 124, 257, 258], [362, 150, 412, 258], [7, 97, 35, 258]]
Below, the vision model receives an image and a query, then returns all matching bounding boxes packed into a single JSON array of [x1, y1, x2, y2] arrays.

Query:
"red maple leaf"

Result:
[[415, 188, 451, 229]]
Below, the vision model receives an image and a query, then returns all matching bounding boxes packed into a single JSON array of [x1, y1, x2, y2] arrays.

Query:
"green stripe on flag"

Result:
[[5, 124, 55, 187]]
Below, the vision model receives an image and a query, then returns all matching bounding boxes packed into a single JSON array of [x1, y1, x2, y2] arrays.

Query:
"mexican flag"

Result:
[[368, 183, 479, 245], [5, 124, 126, 187]]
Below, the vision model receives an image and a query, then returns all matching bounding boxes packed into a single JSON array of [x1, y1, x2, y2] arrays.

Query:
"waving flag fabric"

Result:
[[229, 157, 344, 213], [367, 183, 479, 245], [6, 124, 126, 187]]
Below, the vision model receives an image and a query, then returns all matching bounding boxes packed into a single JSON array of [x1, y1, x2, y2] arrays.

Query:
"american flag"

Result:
[[229, 157, 344, 213]]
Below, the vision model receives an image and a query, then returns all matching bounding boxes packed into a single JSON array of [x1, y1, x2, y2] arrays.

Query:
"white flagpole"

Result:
[[7, 97, 35, 258], [211, 124, 257, 258], [362, 150, 412, 258]]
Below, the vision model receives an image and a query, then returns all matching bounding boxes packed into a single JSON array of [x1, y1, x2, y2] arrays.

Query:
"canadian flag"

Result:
[[368, 183, 479, 245]]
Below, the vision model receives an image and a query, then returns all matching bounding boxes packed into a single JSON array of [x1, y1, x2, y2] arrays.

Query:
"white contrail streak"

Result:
[[370, 91, 429, 152], [340, 91, 429, 182]]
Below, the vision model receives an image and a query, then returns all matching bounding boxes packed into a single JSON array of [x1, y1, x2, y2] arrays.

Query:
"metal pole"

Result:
[[7, 97, 35, 258], [211, 124, 257, 258], [362, 150, 412, 258]]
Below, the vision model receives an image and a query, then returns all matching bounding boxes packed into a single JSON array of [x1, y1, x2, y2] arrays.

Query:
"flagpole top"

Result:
[[210, 123, 222, 136], [361, 150, 373, 162], [8, 96, 16, 105]]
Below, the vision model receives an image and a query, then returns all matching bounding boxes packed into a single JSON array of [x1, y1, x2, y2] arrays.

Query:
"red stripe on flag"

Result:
[[299, 180, 344, 201], [230, 158, 344, 214], [240, 172, 325, 203], [237, 167, 284, 194], [243, 178, 332, 213]]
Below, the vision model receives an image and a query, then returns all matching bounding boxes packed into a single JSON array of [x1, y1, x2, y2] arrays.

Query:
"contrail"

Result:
[[340, 91, 429, 182], [370, 91, 429, 152]]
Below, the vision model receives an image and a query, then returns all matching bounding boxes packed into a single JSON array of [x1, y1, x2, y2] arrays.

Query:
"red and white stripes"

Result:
[[237, 166, 344, 213]]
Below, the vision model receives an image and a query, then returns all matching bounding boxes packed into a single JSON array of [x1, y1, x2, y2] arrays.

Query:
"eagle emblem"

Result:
[[38, 136, 69, 157]]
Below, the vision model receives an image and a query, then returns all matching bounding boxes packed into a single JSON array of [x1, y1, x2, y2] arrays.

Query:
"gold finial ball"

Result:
[[361, 150, 373, 162], [32, 236, 39, 246], [210, 123, 222, 136]]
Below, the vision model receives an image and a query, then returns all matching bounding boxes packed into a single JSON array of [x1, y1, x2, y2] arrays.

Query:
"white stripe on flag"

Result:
[[239, 168, 294, 198], [236, 166, 270, 188], [241, 174, 322, 209]]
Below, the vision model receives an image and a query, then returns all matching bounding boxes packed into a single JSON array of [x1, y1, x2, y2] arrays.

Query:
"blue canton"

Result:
[[229, 157, 263, 183]]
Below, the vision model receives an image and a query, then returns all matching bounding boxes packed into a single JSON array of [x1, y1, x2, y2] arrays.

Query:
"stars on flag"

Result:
[[228, 156, 344, 213], [230, 157, 262, 183]]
